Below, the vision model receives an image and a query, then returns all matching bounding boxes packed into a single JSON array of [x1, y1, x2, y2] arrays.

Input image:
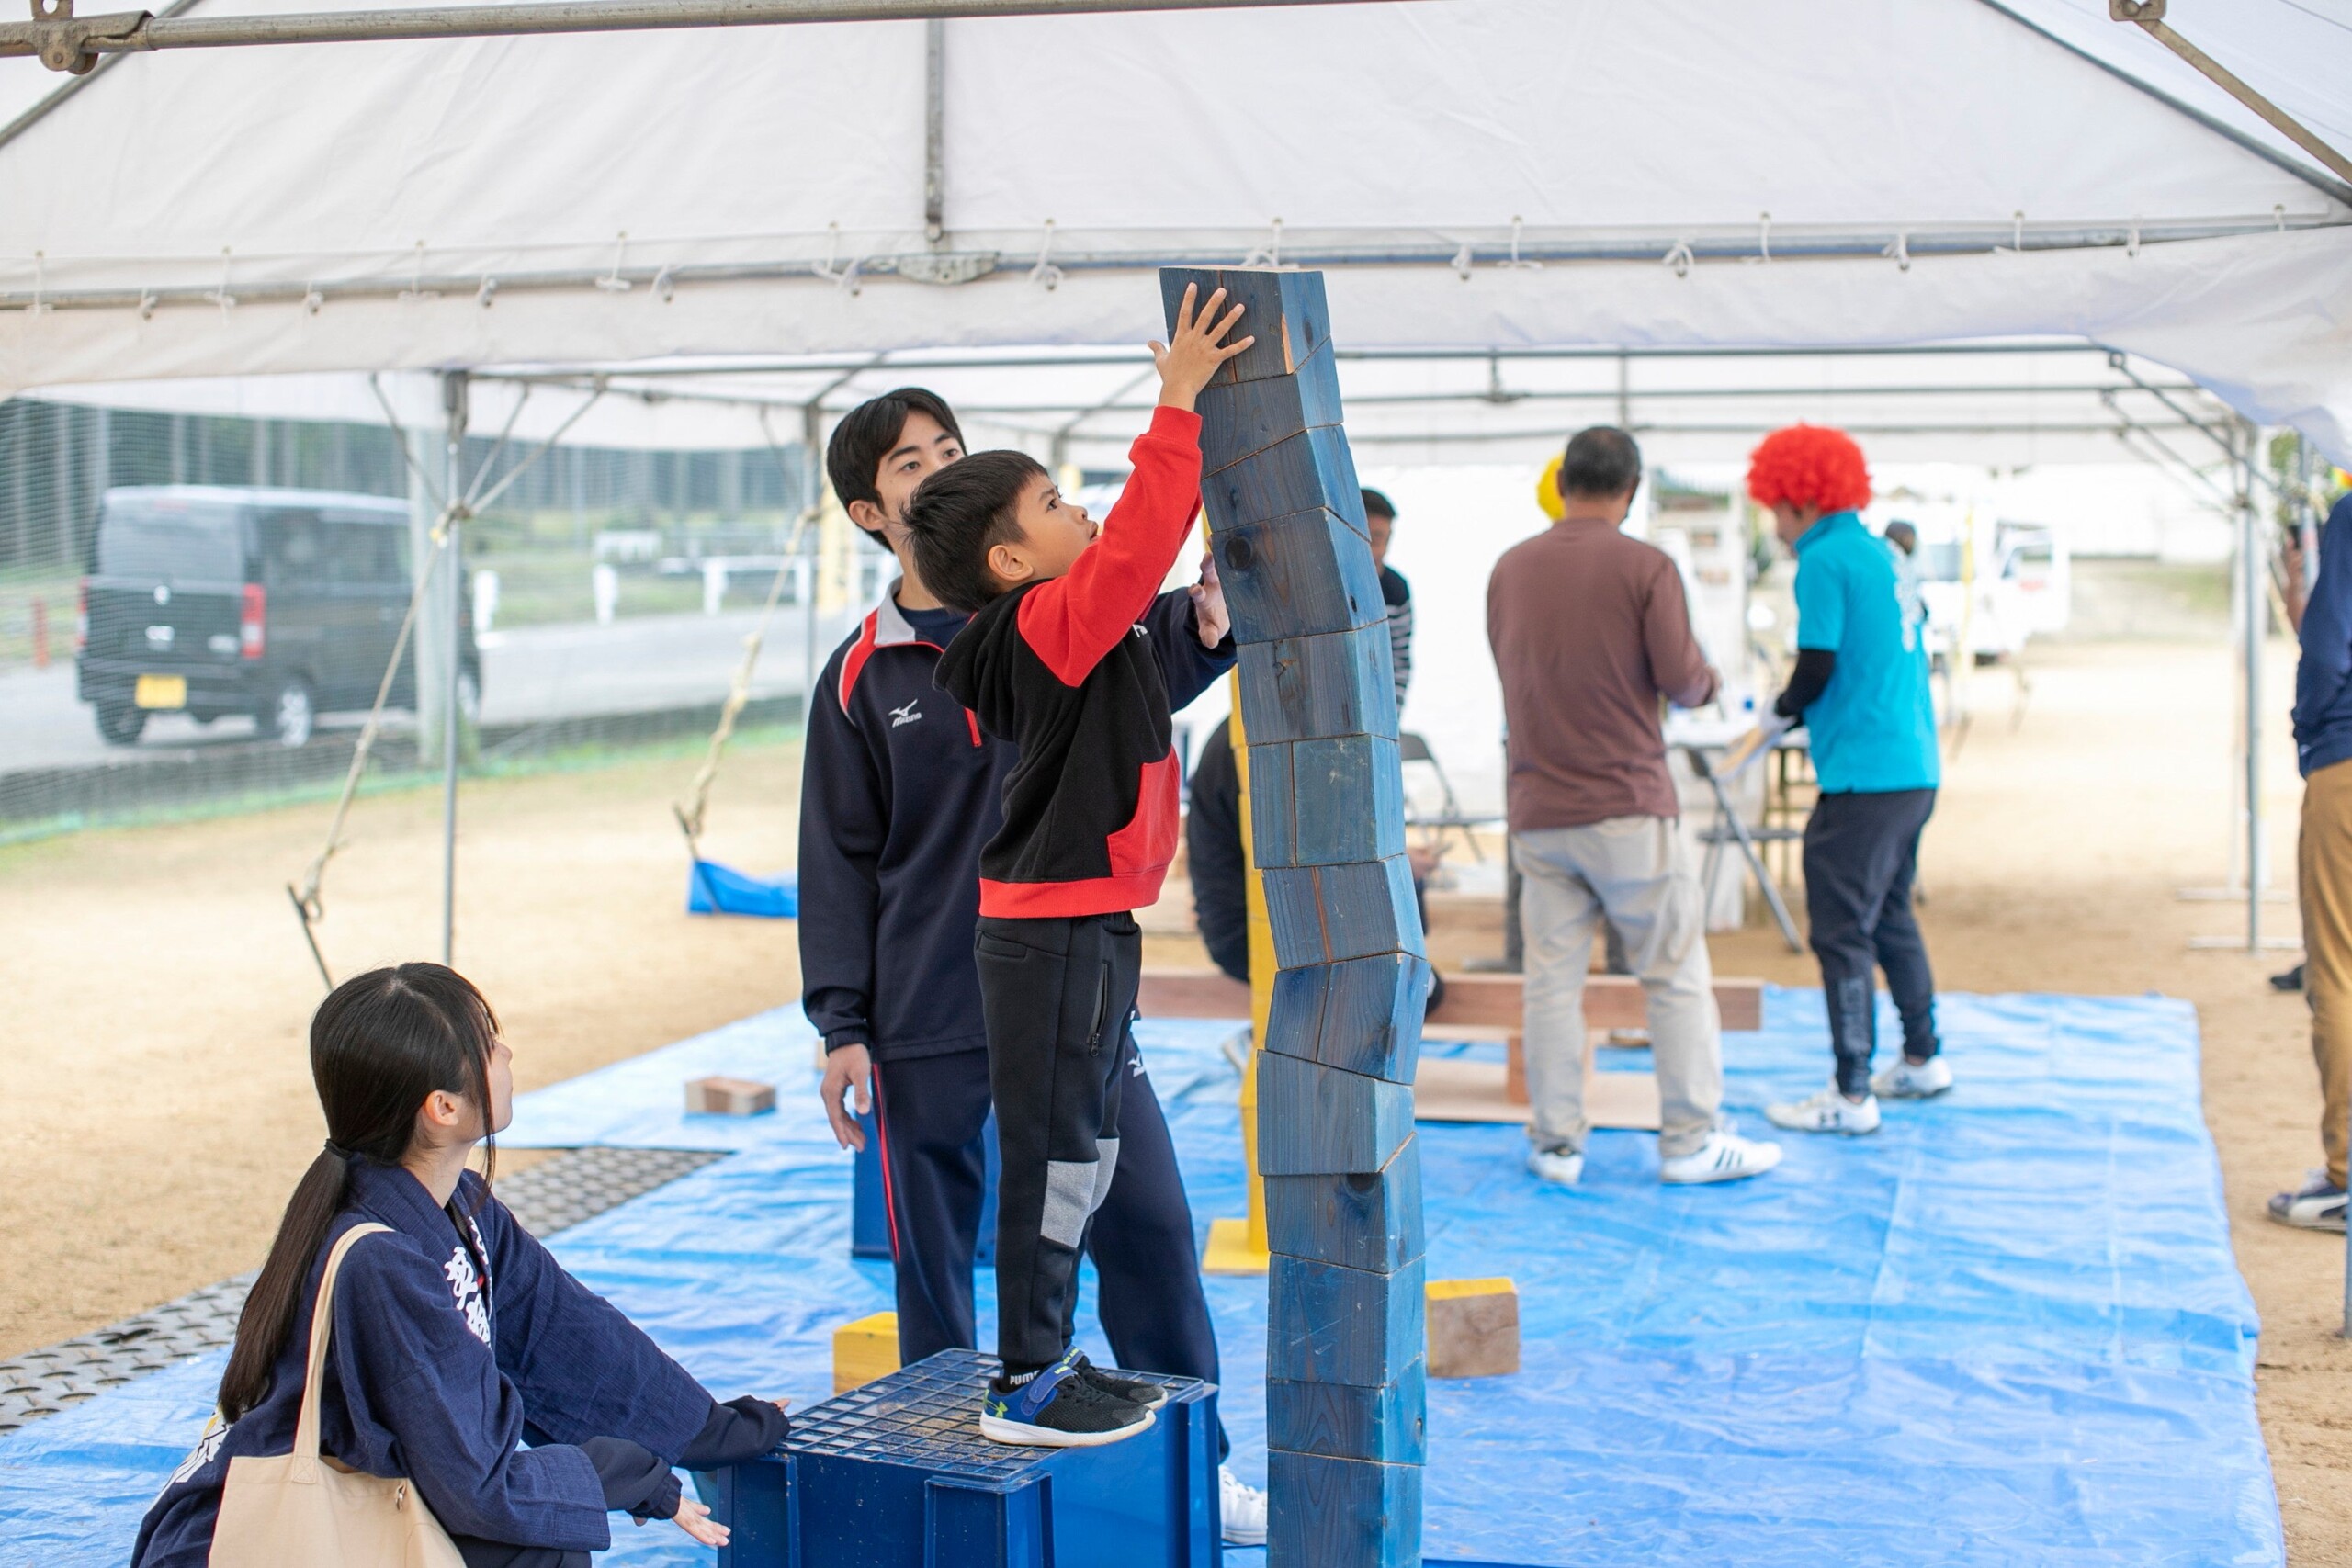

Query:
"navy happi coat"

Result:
[[134, 1158, 717, 1566]]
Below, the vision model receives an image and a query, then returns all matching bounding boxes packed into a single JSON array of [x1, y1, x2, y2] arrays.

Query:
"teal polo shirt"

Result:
[[1792, 511, 1940, 794]]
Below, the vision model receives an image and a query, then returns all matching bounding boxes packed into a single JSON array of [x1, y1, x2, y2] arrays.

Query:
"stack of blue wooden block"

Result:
[[1162, 265, 1429, 1567]]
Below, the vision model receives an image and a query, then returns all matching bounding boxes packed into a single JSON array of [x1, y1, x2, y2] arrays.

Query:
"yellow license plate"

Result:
[[134, 675, 187, 710]]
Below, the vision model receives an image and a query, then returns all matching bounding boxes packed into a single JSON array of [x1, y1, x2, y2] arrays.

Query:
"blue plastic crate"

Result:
[[714, 1350, 1219, 1568]]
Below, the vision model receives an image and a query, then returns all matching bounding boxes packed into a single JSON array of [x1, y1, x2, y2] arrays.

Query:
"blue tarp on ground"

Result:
[[0, 989, 2279, 1567]]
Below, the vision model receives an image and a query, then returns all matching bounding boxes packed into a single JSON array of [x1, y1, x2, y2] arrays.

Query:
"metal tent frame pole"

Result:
[[2242, 423, 2263, 955], [441, 369, 468, 965]]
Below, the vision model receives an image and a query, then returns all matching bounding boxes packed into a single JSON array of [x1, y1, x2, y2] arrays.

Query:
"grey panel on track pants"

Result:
[[975, 910, 1140, 1375], [1513, 817, 1722, 1160]]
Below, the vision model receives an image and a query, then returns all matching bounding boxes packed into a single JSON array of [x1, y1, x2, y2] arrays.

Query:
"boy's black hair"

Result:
[[1560, 426, 1644, 501], [825, 387, 967, 543], [903, 450, 1050, 614], [1361, 487, 1396, 522]]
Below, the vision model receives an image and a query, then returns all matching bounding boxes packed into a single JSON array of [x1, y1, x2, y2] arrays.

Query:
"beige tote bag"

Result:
[[209, 1222, 465, 1568]]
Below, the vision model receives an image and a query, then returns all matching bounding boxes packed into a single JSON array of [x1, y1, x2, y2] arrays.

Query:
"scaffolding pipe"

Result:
[[2240, 422, 2264, 954], [3, 0, 1364, 72], [441, 369, 468, 966]]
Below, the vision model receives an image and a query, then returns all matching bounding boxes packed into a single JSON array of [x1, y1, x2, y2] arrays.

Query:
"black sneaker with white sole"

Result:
[[979, 1348, 1156, 1447], [1069, 1352, 1169, 1409]]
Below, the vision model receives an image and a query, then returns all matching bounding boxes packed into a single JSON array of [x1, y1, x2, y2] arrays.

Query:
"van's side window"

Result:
[[327, 522, 405, 586], [259, 510, 330, 589]]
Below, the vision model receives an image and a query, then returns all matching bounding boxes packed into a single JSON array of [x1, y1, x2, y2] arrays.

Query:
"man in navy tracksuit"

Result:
[[797, 389, 1261, 1526]]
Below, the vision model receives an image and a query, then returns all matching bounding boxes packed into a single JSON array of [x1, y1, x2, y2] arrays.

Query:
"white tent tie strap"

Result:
[[287, 379, 607, 989], [814, 222, 863, 295], [1027, 220, 1063, 291], [596, 232, 633, 293], [1505, 215, 1542, 270], [1757, 211, 1771, 263], [1883, 231, 1912, 272], [1239, 218, 1282, 268], [1663, 239, 1694, 278]]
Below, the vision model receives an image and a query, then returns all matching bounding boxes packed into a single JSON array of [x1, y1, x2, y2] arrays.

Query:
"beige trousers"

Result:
[[1514, 817, 1722, 1159], [2300, 759, 2352, 1189]]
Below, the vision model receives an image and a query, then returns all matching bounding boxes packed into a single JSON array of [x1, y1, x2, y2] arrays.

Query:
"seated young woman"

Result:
[[134, 962, 789, 1568]]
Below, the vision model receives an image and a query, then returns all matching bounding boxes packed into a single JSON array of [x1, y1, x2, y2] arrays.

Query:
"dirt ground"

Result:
[[2, 639, 2347, 1559]]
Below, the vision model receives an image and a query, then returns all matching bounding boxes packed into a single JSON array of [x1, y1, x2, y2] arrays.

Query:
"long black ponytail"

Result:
[[218, 963, 502, 1422]]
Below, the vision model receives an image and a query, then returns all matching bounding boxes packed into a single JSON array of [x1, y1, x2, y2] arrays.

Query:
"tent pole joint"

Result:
[[19, 0, 150, 74]]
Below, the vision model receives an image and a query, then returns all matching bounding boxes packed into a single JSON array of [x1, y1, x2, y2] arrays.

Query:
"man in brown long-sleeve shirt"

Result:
[[1487, 426, 1781, 1189]]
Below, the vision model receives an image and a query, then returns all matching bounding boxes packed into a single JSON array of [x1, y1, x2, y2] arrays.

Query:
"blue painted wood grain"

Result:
[[1264, 1452, 1424, 1567], [1235, 624, 1399, 743], [1213, 508, 1386, 642], [1264, 1136, 1425, 1270], [1250, 736, 1407, 869], [1158, 266, 1333, 387], [1256, 1053, 1416, 1177], [1267, 1359, 1430, 1466], [1204, 425, 1370, 537], [1268, 1253, 1429, 1385], [1264, 953, 1429, 1084]]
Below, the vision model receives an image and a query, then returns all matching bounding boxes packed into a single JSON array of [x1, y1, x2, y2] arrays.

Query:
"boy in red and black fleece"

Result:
[[907, 285, 1250, 1446]]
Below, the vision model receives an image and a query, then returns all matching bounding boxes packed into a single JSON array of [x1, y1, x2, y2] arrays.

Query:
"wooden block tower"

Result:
[[1161, 267, 1427, 1567]]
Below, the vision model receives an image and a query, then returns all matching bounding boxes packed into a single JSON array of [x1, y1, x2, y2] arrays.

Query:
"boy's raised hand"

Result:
[[1188, 549, 1229, 648], [1152, 283, 1253, 412]]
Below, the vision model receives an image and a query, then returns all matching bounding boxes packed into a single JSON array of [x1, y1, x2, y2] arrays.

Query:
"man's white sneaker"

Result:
[[1870, 1055, 1953, 1100], [1219, 1465, 1268, 1546], [1526, 1147, 1585, 1186], [1659, 1130, 1783, 1184], [2268, 1170, 2349, 1233], [1764, 1084, 1882, 1135]]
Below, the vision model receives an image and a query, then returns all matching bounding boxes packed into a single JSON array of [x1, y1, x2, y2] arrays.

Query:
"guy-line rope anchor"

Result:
[[24, 0, 150, 75]]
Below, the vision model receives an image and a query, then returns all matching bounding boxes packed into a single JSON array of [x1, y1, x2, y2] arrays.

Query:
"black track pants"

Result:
[[977, 911, 1142, 1375], [1802, 787, 1940, 1097]]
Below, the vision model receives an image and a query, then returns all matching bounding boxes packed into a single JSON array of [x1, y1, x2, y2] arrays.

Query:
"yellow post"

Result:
[[1203, 674, 1273, 1275]]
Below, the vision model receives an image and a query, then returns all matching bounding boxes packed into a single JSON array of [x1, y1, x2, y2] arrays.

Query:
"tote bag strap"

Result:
[[288, 1222, 392, 1484]]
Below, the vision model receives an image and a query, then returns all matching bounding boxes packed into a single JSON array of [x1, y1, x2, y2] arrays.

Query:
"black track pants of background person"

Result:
[[1802, 787, 1940, 1096]]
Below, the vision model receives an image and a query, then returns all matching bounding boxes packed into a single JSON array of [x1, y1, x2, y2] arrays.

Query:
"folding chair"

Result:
[[1400, 730, 1501, 862]]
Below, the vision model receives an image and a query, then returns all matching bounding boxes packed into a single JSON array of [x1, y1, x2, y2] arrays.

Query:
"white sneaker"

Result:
[[1764, 1084, 1882, 1135], [1220, 1465, 1268, 1546], [1871, 1055, 1953, 1100], [1526, 1146, 1585, 1186], [1659, 1130, 1783, 1184]]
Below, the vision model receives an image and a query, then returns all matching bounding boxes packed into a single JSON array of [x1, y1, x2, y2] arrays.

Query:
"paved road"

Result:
[[0, 607, 853, 774]]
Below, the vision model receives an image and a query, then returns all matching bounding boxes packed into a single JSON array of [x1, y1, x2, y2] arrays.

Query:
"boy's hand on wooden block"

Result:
[[685, 1075, 777, 1116], [1426, 1278, 1520, 1379]]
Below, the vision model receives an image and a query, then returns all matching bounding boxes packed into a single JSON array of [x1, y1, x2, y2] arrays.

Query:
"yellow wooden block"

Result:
[[1203, 1215, 1271, 1276], [1426, 1277, 1519, 1379], [832, 1310, 900, 1394]]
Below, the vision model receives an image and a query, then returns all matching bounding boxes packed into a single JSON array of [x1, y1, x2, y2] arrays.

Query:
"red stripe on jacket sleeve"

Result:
[[1015, 407, 1204, 687], [837, 611, 881, 711]]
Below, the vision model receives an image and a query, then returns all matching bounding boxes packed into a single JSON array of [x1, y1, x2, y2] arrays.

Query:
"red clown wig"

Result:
[[1746, 424, 1872, 514]]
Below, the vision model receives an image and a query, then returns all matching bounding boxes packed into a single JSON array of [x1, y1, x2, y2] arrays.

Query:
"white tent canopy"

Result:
[[3, 0, 2350, 457]]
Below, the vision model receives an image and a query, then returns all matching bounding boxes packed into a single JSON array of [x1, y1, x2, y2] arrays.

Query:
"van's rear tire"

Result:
[[263, 677, 315, 747], [94, 703, 147, 746]]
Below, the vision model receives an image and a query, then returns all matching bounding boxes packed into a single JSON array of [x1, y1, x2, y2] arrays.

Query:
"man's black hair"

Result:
[[902, 450, 1049, 614], [824, 388, 967, 542], [1559, 426, 1644, 501], [1361, 487, 1396, 522]]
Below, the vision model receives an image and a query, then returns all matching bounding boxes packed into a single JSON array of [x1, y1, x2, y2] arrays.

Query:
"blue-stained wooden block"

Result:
[[1203, 425, 1369, 537], [1247, 739, 1297, 869], [1264, 953, 1428, 1084], [1213, 508, 1385, 642], [1262, 857, 1423, 969], [1264, 1136, 1424, 1271], [1237, 624, 1398, 743], [1197, 344, 1345, 471], [1268, 1359, 1429, 1465], [1266, 1451, 1424, 1568], [1268, 1250, 1426, 1387], [1257, 1053, 1415, 1177], [1250, 737, 1406, 870], [1159, 265, 1332, 386]]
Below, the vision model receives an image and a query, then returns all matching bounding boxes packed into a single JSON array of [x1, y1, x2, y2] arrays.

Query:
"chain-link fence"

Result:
[[0, 394, 899, 840]]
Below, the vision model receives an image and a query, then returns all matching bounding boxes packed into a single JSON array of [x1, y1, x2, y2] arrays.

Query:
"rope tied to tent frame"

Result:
[[286, 376, 606, 990]]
